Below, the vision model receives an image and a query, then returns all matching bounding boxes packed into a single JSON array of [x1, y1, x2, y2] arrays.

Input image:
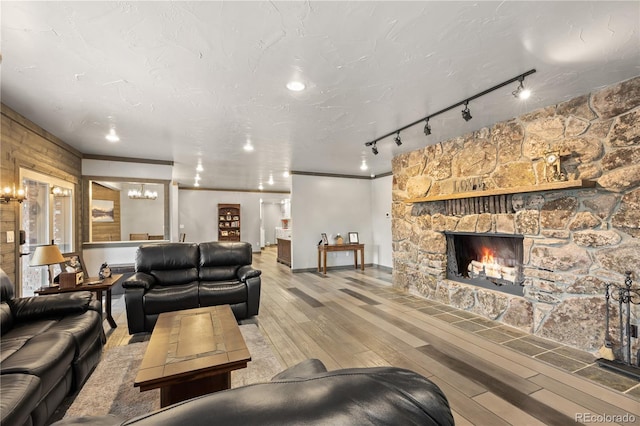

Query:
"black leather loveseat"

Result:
[[0, 268, 103, 426], [122, 242, 261, 334], [54, 358, 454, 425]]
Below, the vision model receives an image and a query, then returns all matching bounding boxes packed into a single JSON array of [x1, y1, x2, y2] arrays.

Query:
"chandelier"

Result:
[[128, 185, 158, 200]]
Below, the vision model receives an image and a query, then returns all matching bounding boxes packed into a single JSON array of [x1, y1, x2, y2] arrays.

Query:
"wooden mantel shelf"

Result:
[[405, 179, 596, 203]]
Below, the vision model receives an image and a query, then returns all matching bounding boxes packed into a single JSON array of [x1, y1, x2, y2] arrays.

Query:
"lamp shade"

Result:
[[30, 244, 65, 266]]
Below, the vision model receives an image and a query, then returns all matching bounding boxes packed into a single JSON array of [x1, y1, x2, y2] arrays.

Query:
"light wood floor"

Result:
[[105, 247, 639, 425]]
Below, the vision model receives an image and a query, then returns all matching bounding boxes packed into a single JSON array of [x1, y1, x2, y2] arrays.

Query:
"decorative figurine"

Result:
[[543, 150, 566, 182]]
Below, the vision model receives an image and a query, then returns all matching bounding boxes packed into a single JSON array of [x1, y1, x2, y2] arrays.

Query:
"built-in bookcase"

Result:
[[218, 204, 240, 242]]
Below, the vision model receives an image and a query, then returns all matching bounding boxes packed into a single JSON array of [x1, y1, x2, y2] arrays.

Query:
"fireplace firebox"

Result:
[[445, 232, 524, 296]]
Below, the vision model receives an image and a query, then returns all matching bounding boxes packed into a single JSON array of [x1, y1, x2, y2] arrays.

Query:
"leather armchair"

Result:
[[53, 359, 454, 426], [123, 242, 261, 334]]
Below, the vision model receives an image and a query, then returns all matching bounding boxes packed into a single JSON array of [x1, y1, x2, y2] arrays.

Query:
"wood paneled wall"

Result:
[[91, 182, 121, 242], [0, 104, 83, 284]]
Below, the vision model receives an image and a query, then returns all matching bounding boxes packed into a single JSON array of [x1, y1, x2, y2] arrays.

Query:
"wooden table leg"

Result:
[[354, 249, 358, 269], [360, 248, 365, 271], [318, 249, 321, 272], [323, 250, 327, 274], [105, 288, 117, 328]]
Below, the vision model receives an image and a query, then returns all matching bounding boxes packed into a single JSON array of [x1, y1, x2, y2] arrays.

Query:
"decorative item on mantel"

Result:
[[597, 272, 640, 380], [543, 149, 567, 182], [334, 234, 344, 245]]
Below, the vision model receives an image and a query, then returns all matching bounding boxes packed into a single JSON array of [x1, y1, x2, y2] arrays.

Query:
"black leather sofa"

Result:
[[0, 268, 103, 426], [54, 358, 454, 425], [122, 242, 261, 334]]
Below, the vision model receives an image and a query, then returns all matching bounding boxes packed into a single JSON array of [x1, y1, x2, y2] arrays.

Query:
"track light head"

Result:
[[372, 142, 378, 155], [461, 101, 472, 122], [423, 118, 431, 136], [512, 77, 531, 100], [394, 132, 402, 146]]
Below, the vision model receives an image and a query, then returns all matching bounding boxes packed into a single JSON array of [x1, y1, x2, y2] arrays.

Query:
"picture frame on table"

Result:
[[348, 232, 359, 244], [59, 252, 88, 278], [321, 233, 329, 245]]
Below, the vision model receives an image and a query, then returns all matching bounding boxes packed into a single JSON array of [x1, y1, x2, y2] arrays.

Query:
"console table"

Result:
[[317, 243, 365, 274]]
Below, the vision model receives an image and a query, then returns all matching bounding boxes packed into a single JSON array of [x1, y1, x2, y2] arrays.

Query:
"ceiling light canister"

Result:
[[394, 132, 402, 146], [286, 81, 306, 92], [105, 128, 120, 143], [461, 101, 472, 122], [512, 77, 531, 100], [243, 141, 254, 152], [371, 142, 378, 156], [424, 118, 431, 136], [360, 160, 368, 171]]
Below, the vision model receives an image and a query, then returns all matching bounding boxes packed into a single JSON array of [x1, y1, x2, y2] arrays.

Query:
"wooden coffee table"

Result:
[[134, 305, 251, 407]]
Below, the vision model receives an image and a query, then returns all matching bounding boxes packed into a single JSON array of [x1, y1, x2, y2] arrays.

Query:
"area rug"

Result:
[[63, 324, 282, 420]]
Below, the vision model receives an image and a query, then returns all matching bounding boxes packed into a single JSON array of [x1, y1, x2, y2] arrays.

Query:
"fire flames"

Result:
[[480, 247, 495, 264], [468, 246, 518, 284]]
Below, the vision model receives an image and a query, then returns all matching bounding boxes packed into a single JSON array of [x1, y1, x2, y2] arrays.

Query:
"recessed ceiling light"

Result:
[[286, 81, 305, 92], [268, 175, 274, 185], [360, 160, 368, 171], [194, 181, 200, 187], [105, 128, 119, 143], [244, 141, 254, 152], [196, 163, 204, 172], [283, 170, 290, 178], [258, 183, 264, 190]]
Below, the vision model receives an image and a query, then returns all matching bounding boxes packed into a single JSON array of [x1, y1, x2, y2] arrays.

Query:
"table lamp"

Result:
[[30, 244, 65, 287]]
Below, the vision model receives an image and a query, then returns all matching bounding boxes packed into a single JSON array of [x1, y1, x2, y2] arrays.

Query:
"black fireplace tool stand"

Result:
[[596, 272, 640, 380]]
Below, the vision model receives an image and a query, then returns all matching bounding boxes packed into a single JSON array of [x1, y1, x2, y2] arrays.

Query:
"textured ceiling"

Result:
[[2, 1, 639, 192]]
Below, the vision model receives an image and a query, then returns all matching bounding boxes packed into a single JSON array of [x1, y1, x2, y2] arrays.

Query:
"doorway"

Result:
[[19, 169, 74, 296]]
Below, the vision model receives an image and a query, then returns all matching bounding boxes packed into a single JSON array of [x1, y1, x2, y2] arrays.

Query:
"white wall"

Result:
[[262, 202, 284, 246], [179, 189, 289, 252], [291, 174, 373, 270], [371, 175, 393, 268]]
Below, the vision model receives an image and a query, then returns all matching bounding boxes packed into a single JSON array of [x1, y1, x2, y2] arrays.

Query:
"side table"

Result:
[[35, 274, 123, 329]]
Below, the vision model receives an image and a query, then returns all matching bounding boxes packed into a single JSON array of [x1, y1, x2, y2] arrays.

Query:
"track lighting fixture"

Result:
[[512, 77, 531, 100], [461, 101, 472, 122], [423, 118, 431, 136], [362, 69, 536, 154]]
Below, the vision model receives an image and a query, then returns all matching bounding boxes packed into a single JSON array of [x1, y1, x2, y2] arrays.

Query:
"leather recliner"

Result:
[[0, 268, 103, 426], [53, 358, 455, 426], [122, 242, 261, 334]]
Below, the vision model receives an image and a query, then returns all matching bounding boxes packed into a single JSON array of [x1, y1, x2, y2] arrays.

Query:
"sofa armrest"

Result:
[[237, 265, 261, 281], [122, 272, 155, 290], [9, 292, 92, 321]]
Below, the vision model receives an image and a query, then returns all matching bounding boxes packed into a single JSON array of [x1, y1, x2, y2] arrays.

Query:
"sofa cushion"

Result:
[[0, 373, 41, 426], [0, 268, 15, 301], [0, 337, 29, 363], [1, 332, 75, 396], [199, 265, 239, 281], [47, 310, 103, 358], [1, 302, 13, 335], [143, 283, 199, 315], [9, 292, 92, 321], [151, 269, 199, 287], [199, 281, 246, 306], [136, 243, 199, 273], [199, 242, 251, 268], [2, 319, 57, 341]]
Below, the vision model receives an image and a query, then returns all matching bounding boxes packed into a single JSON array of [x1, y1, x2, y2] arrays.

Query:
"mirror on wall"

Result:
[[83, 176, 170, 243]]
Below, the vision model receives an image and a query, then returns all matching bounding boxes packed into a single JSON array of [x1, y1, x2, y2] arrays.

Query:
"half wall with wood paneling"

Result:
[[0, 104, 83, 284]]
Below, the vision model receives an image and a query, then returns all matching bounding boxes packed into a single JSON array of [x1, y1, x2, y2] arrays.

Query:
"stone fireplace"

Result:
[[391, 76, 640, 359], [445, 232, 524, 296]]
